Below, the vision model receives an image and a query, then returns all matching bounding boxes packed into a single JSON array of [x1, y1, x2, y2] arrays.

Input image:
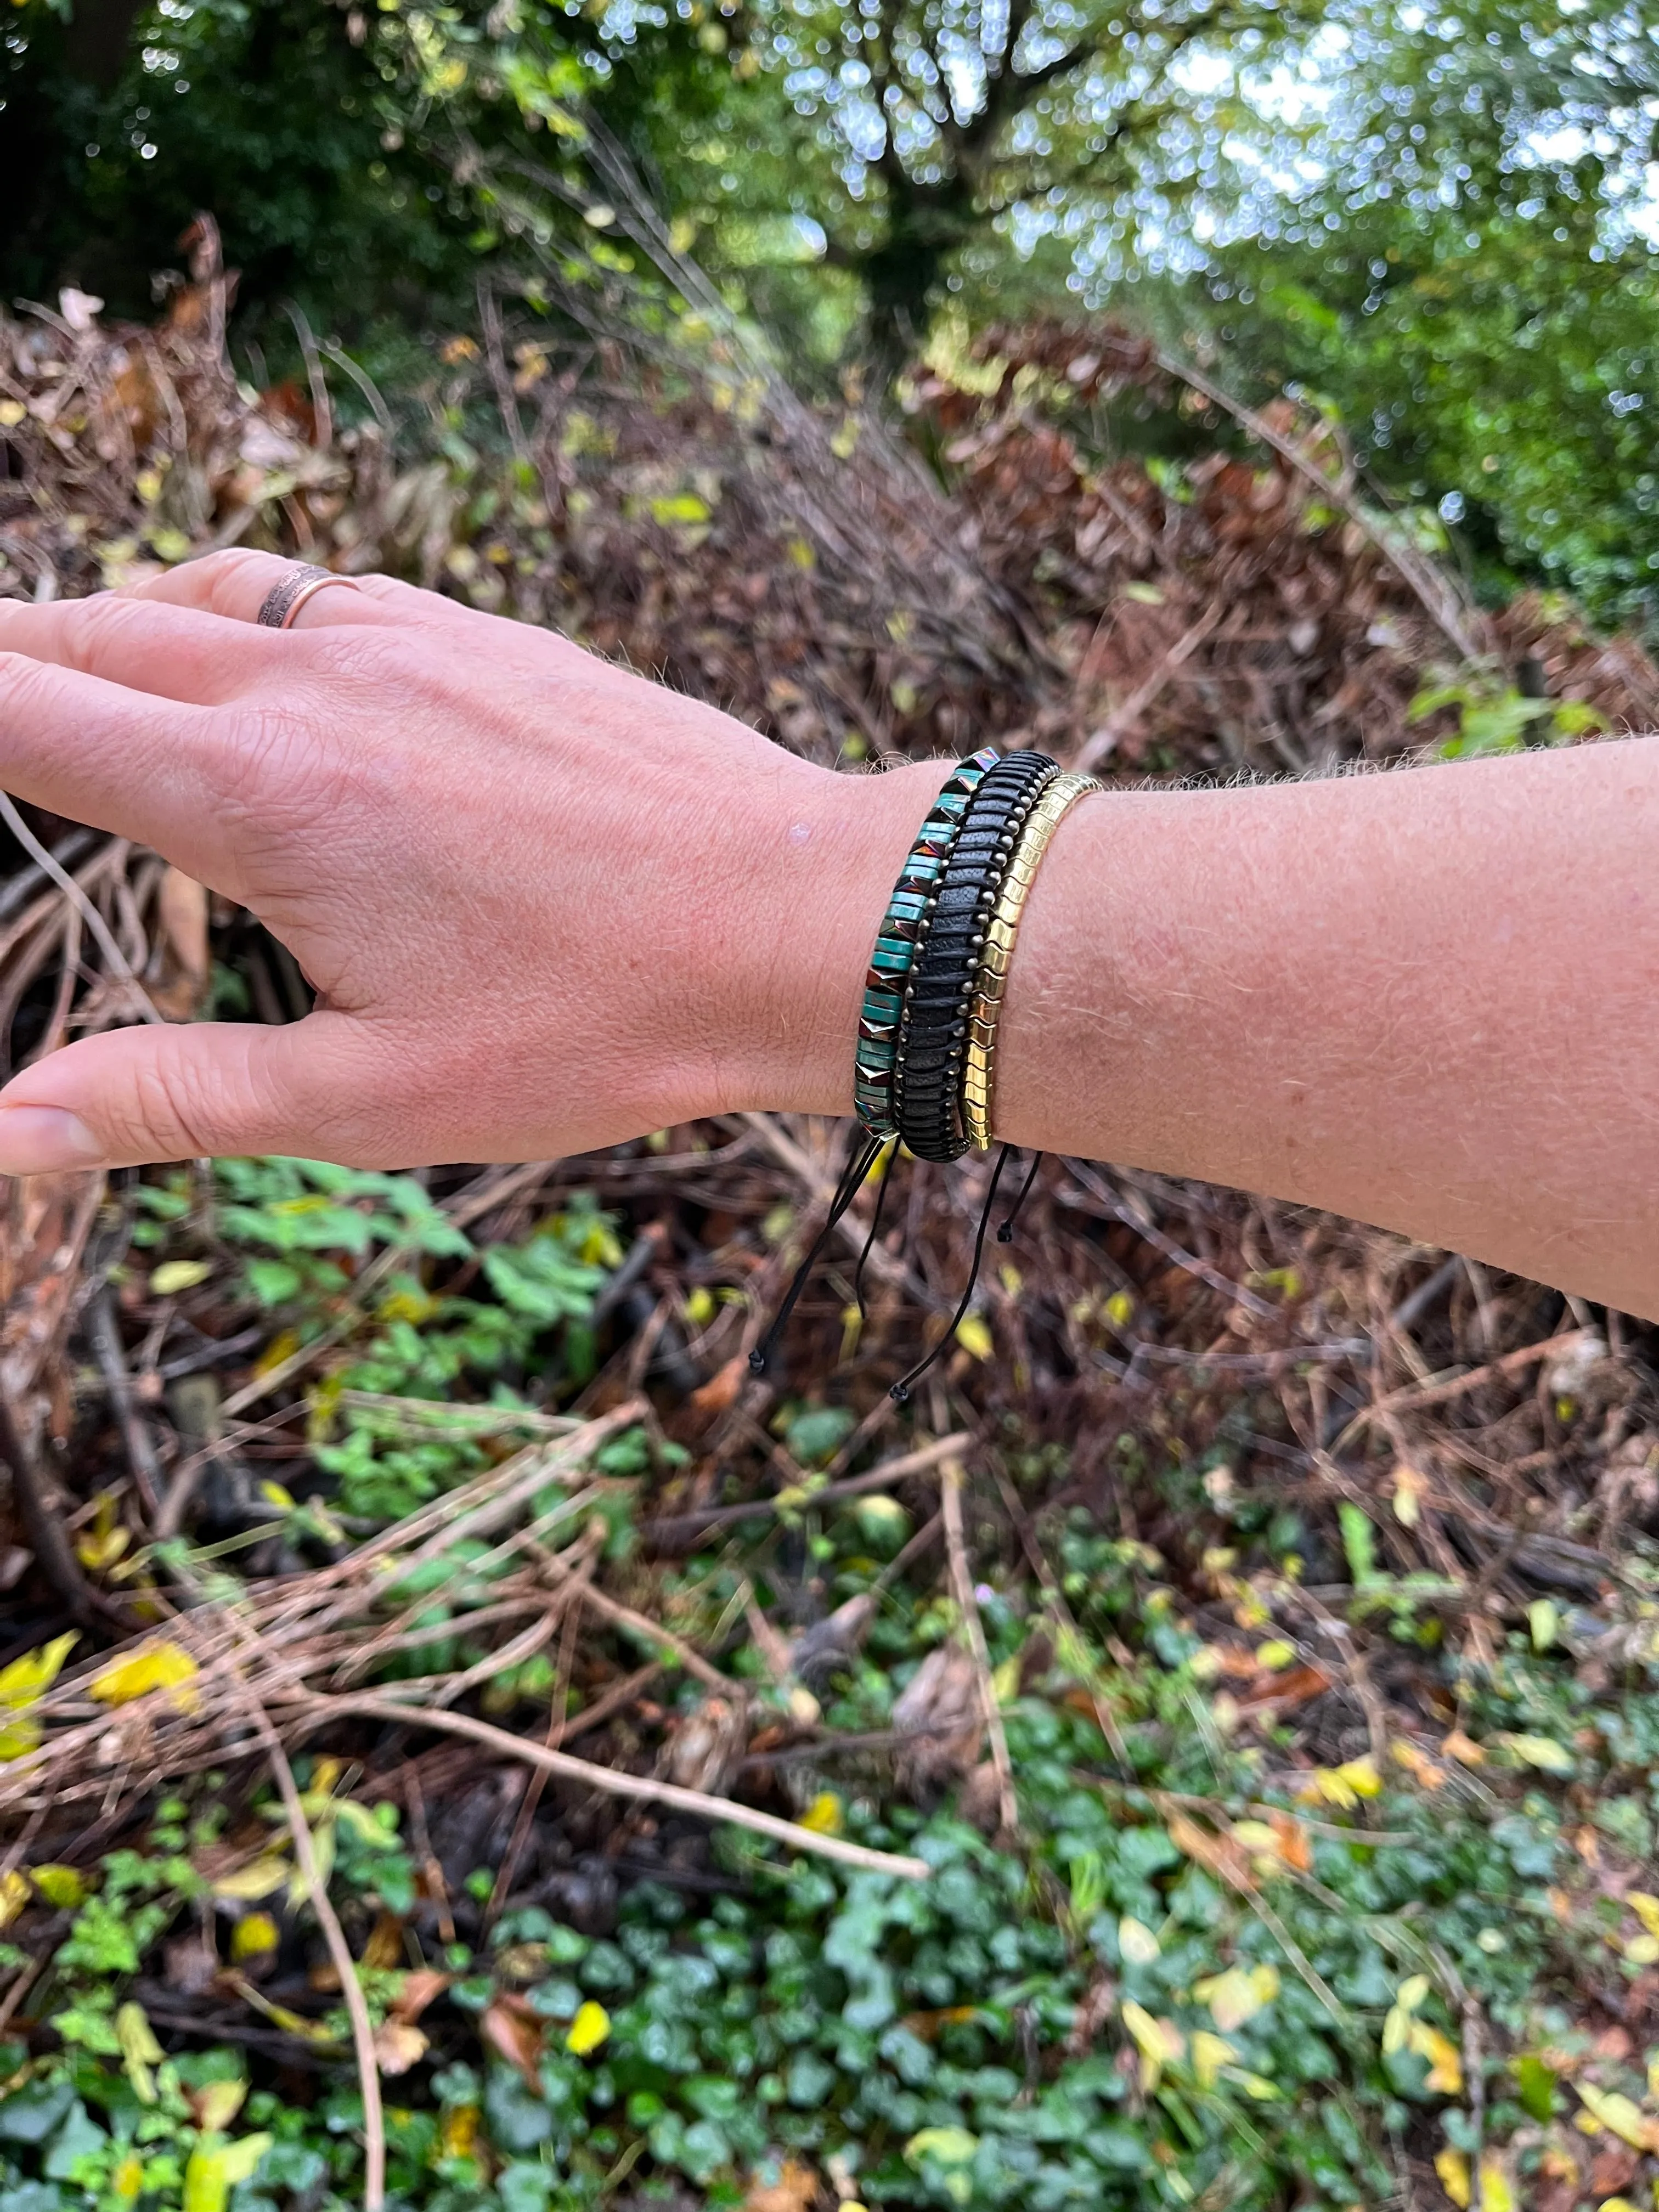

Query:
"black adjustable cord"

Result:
[[888, 1142, 1015, 1404]]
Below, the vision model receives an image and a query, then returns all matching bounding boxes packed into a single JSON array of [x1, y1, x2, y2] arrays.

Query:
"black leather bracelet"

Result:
[[893, 749, 1059, 1163]]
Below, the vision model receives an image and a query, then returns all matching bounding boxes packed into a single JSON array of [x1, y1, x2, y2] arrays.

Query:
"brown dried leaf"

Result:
[[481, 1998, 544, 2089], [1167, 1811, 1258, 1894], [742, 2159, 820, 2212]]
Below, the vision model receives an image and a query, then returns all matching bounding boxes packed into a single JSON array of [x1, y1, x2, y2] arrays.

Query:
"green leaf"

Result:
[[1515, 2053, 1557, 2121], [1338, 1502, 1380, 1586]]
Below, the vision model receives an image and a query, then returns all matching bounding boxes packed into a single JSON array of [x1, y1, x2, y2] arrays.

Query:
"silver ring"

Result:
[[256, 563, 362, 630]]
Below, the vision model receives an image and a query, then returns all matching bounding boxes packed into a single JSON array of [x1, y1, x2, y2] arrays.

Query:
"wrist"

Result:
[[709, 756, 950, 1122]]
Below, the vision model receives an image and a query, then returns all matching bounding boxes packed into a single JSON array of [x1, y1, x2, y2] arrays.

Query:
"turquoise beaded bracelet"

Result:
[[854, 746, 1000, 1139]]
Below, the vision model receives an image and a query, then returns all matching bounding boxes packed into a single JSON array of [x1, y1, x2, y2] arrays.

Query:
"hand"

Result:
[[0, 551, 923, 1170]]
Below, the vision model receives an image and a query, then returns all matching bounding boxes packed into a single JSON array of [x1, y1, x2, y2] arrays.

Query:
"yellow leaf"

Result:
[[954, 1313, 993, 1362], [1408, 2021, 1463, 2096], [798, 1793, 843, 1837], [1383, 1976, 1429, 2056], [1474, 2154, 1516, 2212], [111, 2153, 144, 2203], [0, 1717, 41, 1763], [90, 1642, 200, 1708], [1254, 1640, 1295, 1671], [1594, 2200, 1640, 2212], [1190, 2030, 1237, 2089], [1300, 1756, 1380, 1809], [1120, 1999, 1184, 2090], [565, 2001, 611, 2057], [439, 2104, 479, 2160], [1627, 1892, 1659, 1939], [31, 1865, 86, 1909], [194, 2080, 248, 2134], [150, 1260, 214, 1297], [1576, 2084, 1659, 2152], [1390, 1462, 1427, 1526], [251, 1333, 304, 1389], [1441, 1729, 1485, 1767], [1500, 1733, 1574, 1774], [1648, 2052, 1659, 2103], [0, 1634, 77, 1711], [1103, 1290, 1135, 1328], [0, 401, 26, 430], [117, 2000, 163, 2104], [1435, 2148, 1470, 2207], [230, 1913, 280, 1962], [1392, 1739, 1447, 1789], [1118, 1916, 1160, 1965], [213, 1858, 289, 1903], [182, 2135, 273, 2212], [0, 1870, 29, 1929], [904, 2128, 978, 2167], [1193, 1964, 1279, 2033], [1623, 1934, 1659, 1966]]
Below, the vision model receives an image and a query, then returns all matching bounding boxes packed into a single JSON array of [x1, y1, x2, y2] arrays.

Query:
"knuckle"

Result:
[[123, 1042, 221, 1158], [213, 698, 335, 825]]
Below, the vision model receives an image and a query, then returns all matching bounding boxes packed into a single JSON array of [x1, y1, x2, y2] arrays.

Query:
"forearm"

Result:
[[765, 740, 1659, 1318]]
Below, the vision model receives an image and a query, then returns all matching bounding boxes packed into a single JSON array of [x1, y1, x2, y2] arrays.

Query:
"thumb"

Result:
[[0, 1015, 391, 1171]]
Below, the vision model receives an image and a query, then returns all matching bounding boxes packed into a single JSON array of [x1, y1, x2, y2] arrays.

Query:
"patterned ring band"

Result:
[[255, 563, 363, 630], [962, 769, 1102, 1152]]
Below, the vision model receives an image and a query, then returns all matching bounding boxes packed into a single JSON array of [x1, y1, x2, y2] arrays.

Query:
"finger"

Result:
[[117, 548, 470, 633], [0, 1012, 399, 1171], [0, 651, 227, 859], [0, 594, 291, 706]]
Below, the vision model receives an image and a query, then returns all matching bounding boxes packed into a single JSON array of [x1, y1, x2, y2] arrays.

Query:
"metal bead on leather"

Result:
[[892, 750, 1058, 1163]]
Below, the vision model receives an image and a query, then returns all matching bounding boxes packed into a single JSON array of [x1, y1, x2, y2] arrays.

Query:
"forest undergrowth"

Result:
[[0, 246, 1656, 2212]]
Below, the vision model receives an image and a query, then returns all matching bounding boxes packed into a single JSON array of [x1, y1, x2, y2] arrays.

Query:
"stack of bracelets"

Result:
[[753, 746, 1100, 1397]]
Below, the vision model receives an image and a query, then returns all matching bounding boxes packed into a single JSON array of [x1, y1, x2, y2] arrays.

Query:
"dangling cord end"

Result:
[[885, 1144, 1016, 1406], [996, 1149, 1045, 1243], [749, 1127, 883, 1379], [853, 1136, 900, 1323]]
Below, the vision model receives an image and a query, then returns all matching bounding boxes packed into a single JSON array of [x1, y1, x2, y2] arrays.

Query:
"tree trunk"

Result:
[[858, 174, 977, 375], [0, 0, 149, 300], [63, 0, 150, 87]]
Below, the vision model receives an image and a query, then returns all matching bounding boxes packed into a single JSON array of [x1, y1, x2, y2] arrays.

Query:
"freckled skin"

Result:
[[0, 551, 1656, 1317]]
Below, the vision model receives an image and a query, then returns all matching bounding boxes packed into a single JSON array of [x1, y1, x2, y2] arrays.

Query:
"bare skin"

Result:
[[0, 549, 1651, 1314]]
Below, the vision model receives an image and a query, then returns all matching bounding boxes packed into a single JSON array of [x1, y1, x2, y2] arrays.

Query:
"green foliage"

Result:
[[1199, 0, 1659, 624], [134, 1159, 621, 1523], [1408, 669, 1603, 760], [3, 1462, 1658, 2209]]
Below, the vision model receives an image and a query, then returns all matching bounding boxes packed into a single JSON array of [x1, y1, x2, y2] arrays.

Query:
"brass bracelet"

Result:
[[962, 769, 1101, 1152]]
